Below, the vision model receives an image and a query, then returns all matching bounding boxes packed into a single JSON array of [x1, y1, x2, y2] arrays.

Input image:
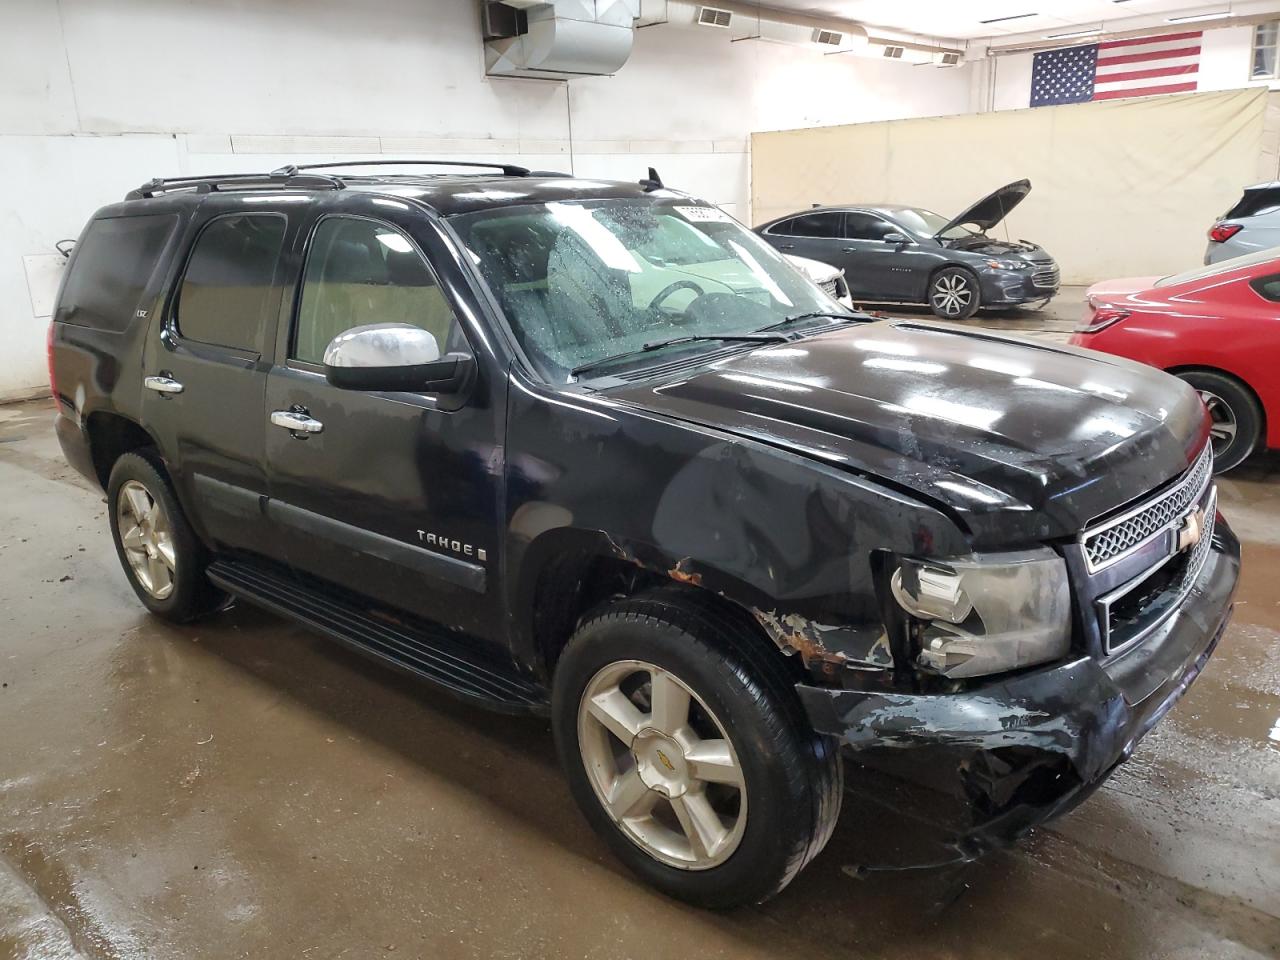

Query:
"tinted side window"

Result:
[[844, 212, 896, 241], [776, 213, 843, 239], [56, 215, 178, 332], [293, 218, 460, 364], [176, 214, 286, 351], [1249, 273, 1280, 301]]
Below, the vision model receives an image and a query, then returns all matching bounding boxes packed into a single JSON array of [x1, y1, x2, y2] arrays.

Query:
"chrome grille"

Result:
[[819, 278, 839, 298], [1180, 488, 1217, 590], [1101, 484, 1217, 654], [1031, 263, 1059, 288], [1082, 444, 1213, 572]]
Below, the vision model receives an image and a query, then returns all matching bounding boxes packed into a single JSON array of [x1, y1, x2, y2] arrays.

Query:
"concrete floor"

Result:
[[2, 291, 1278, 959]]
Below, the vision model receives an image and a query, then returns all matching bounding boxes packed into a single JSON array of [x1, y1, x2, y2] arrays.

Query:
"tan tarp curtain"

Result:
[[751, 88, 1272, 284]]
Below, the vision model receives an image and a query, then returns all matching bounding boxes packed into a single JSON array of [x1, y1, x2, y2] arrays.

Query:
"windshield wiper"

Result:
[[755, 311, 858, 333], [570, 334, 787, 379]]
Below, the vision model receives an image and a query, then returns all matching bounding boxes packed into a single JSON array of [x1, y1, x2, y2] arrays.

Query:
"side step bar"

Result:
[[207, 559, 549, 716]]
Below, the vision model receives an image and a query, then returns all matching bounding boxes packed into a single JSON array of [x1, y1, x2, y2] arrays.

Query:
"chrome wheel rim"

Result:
[[577, 660, 747, 870], [1198, 390, 1238, 458], [116, 480, 176, 600], [931, 273, 973, 316]]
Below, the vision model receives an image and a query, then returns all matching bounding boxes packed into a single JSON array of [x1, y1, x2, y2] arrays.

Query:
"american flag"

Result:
[[1030, 31, 1202, 107]]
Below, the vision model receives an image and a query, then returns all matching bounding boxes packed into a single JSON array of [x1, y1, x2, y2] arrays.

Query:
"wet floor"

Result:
[[1, 298, 1278, 958]]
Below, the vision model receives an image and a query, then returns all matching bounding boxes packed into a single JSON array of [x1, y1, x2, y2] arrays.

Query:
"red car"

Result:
[[1070, 250, 1280, 471]]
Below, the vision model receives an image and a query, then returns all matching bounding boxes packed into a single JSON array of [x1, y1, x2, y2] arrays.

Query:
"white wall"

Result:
[[985, 23, 1279, 113], [0, 0, 972, 399]]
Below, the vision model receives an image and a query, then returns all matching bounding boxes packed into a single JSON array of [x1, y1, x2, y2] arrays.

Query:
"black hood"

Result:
[[937, 179, 1031, 236], [609, 321, 1209, 547]]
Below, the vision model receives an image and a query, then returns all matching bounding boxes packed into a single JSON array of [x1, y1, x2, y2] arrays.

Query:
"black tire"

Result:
[[106, 451, 225, 622], [1174, 370, 1263, 473], [928, 266, 981, 320], [552, 588, 842, 908]]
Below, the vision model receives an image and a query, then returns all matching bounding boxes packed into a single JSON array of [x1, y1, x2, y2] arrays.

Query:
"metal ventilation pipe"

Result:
[[484, 0, 642, 80]]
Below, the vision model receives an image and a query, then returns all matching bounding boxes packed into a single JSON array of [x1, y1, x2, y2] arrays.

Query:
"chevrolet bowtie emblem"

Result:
[[1177, 507, 1205, 553]]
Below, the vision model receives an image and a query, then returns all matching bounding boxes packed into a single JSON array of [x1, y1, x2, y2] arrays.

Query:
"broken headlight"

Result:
[[889, 548, 1071, 678]]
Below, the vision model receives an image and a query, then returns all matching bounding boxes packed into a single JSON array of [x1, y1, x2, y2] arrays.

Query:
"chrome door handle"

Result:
[[270, 409, 324, 435], [144, 375, 184, 395]]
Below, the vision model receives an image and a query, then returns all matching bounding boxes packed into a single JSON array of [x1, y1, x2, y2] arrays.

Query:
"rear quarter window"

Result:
[[1249, 273, 1280, 301], [1224, 187, 1280, 220], [55, 214, 178, 332]]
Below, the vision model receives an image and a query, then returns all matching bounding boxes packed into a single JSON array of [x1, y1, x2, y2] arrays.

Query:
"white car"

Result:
[[785, 254, 854, 308]]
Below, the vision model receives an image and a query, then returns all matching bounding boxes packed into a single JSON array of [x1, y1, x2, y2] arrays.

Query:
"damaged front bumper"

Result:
[[796, 519, 1240, 859]]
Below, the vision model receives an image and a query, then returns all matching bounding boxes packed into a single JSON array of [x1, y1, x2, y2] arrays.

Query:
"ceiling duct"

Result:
[[864, 35, 964, 65], [484, 1, 641, 80], [644, 1, 869, 50]]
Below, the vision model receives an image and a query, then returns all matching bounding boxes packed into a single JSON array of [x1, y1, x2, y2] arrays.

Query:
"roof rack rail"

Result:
[[124, 171, 345, 201], [276, 160, 532, 178]]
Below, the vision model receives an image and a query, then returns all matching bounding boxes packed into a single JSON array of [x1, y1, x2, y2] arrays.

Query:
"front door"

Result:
[[141, 208, 292, 561], [838, 212, 922, 301], [264, 202, 503, 641]]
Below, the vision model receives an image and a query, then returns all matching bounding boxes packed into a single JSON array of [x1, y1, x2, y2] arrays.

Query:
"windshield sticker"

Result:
[[674, 205, 735, 224]]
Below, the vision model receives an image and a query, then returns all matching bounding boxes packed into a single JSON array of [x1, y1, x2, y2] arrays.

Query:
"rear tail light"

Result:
[[1209, 222, 1242, 243], [46, 321, 58, 400], [1074, 302, 1130, 333]]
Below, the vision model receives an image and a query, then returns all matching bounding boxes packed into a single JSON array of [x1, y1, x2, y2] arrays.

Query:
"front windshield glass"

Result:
[[891, 207, 975, 240], [449, 198, 852, 381], [1154, 246, 1280, 286]]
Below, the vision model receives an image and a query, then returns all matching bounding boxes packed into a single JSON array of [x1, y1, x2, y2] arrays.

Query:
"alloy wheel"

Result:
[[116, 480, 176, 600], [577, 659, 747, 870], [931, 273, 973, 317], [1198, 389, 1238, 459]]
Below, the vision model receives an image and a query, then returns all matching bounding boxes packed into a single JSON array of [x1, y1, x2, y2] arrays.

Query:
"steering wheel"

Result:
[[648, 280, 705, 313]]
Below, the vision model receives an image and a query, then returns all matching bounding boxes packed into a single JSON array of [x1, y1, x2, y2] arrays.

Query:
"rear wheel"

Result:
[[552, 589, 842, 908], [1174, 370, 1262, 473], [929, 267, 980, 320], [107, 452, 225, 621]]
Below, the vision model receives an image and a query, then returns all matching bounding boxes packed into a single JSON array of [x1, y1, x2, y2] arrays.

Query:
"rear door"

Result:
[[263, 197, 503, 641], [141, 204, 294, 561], [761, 212, 854, 286]]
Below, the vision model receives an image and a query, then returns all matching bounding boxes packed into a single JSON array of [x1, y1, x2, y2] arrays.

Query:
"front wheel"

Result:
[[929, 267, 980, 319], [552, 590, 842, 908], [1174, 370, 1263, 473]]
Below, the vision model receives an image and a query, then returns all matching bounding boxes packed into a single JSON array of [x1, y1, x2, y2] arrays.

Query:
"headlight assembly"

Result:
[[890, 548, 1071, 678], [983, 258, 1031, 271]]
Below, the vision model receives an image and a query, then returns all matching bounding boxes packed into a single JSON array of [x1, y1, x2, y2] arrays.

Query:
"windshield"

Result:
[[1154, 247, 1280, 286], [450, 198, 852, 381], [891, 207, 975, 240]]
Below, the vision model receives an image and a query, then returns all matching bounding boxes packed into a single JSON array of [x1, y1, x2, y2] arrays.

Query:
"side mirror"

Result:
[[883, 232, 910, 245], [323, 323, 474, 394]]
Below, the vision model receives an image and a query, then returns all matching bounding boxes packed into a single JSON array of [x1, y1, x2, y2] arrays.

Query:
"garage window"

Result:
[[771, 213, 844, 238], [293, 217, 460, 365], [1252, 22, 1278, 79], [176, 214, 286, 352]]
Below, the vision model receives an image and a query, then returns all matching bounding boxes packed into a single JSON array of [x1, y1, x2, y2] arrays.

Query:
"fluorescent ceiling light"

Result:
[[1045, 27, 1102, 39], [1166, 11, 1230, 22], [980, 12, 1037, 23]]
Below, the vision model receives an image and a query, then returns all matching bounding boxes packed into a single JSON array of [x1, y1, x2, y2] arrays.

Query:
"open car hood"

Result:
[[936, 179, 1031, 236]]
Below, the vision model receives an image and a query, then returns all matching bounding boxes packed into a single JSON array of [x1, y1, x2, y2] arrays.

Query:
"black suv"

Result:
[[49, 162, 1238, 908]]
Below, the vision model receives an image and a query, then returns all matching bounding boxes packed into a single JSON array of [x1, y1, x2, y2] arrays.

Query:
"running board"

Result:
[[206, 559, 549, 716]]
